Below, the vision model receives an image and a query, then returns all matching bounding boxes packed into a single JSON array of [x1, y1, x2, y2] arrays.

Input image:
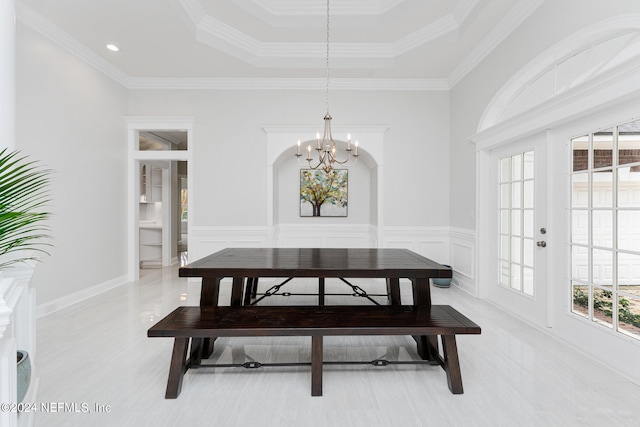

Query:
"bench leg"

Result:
[[311, 336, 323, 396], [165, 337, 190, 399], [441, 335, 464, 394]]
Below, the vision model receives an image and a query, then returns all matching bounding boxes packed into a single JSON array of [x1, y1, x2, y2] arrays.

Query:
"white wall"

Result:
[[128, 89, 450, 229], [15, 24, 129, 307]]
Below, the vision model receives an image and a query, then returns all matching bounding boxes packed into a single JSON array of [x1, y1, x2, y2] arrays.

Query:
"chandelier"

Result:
[[295, 0, 359, 173]]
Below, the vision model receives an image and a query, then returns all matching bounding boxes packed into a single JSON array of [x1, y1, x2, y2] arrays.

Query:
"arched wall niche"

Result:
[[478, 14, 640, 138], [263, 125, 387, 248]]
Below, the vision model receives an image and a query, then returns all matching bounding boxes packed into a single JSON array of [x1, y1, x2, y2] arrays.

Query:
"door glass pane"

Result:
[[593, 170, 613, 207], [511, 264, 522, 291], [593, 128, 614, 169], [523, 238, 534, 266], [572, 173, 589, 208], [500, 235, 509, 260], [512, 183, 521, 208], [512, 210, 521, 236], [523, 267, 534, 296], [618, 252, 640, 287], [592, 210, 613, 249], [572, 282, 589, 319], [618, 167, 640, 208], [501, 184, 510, 207], [593, 287, 613, 328], [523, 180, 534, 209], [572, 245, 589, 281], [511, 237, 521, 263], [571, 210, 589, 244], [500, 210, 510, 234], [593, 249, 613, 287], [618, 210, 640, 252], [523, 210, 534, 238], [512, 154, 522, 180], [500, 260, 510, 285], [618, 294, 640, 339], [572, 135, 589, 172]]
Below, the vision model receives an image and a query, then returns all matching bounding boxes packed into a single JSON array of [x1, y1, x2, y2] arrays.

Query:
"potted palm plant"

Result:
[[0, 148, 52, 402], [0, 148, 52, 268]]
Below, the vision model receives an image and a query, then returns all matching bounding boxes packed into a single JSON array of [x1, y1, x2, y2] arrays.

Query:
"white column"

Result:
[[0, 0, 16, 151]]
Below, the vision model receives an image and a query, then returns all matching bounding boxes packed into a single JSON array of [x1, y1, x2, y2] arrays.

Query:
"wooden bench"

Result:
[[148, 304, 481, 399]]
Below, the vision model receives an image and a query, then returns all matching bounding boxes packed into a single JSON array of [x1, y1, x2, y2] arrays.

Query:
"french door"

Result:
[[485, 134, 549, 326]]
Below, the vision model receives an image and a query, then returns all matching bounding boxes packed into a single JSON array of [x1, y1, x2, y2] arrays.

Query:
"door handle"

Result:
[[537, 241, 546, 248]]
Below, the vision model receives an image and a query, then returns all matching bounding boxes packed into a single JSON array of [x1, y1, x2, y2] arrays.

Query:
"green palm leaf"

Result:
[[0, 148, 52, 269]]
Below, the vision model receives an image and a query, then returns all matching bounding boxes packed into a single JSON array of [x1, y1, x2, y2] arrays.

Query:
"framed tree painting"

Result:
[[300, 169, 348, 217]]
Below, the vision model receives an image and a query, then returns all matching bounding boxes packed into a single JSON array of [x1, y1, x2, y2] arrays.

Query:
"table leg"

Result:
[[243, 277, 259, 305], [231, 277, 244, 306], [411, 277, 438, 361], [318, 278, 325, 306], [190, 337, 203, 367], [386, 278, 401, 305], [200, 277, 221, 359], [200, 277, 221, 306]]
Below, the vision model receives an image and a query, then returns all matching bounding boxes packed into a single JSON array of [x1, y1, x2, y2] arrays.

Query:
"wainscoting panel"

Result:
[[274, 224, 377, 248], [450, 227, 476, 295], [190, 227, 269, 262], [383, 227, 450, 263]]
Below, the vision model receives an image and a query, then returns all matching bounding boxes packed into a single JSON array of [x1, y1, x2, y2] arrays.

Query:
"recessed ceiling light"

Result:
[[106, 44, 119, 52]]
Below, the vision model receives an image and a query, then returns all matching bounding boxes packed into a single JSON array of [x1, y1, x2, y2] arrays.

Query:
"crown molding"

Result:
[[175, 0, 482, 68], [16, 2, 129, 87], [236, 0, 405, 16], [447, 0, 546, 88]]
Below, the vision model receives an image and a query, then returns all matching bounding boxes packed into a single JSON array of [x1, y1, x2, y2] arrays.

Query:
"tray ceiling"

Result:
[[16, 0, 543, 86]]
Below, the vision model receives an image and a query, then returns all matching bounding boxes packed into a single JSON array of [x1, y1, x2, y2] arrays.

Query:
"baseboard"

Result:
[[36, 274, 129, 318]]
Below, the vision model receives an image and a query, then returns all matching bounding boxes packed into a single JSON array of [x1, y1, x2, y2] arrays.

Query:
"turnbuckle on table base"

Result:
[[195, 358, 436, 369]]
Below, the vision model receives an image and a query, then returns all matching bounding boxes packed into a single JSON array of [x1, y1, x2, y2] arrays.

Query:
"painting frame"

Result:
[[300, 169, 348, 217]]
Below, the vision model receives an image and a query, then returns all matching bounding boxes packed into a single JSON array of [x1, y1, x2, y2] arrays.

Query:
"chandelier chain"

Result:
[[326, 0, 330, 114]]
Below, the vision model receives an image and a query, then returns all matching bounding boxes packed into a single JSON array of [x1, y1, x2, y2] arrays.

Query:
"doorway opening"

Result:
[[134, 131, 189, 272]]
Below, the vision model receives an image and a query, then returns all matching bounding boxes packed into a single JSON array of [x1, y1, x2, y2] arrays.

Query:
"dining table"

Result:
[[178, 247, 453, 361]]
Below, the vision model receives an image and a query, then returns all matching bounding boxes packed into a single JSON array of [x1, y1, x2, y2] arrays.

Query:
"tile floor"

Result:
[[33, 266, 640, 426]]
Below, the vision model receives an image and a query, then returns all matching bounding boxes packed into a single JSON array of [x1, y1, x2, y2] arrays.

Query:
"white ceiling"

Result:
[[17, 0, 543, 88]]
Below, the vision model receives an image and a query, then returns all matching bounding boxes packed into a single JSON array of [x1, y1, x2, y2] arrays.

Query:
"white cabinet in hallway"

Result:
[[139, 162, 167, 268]]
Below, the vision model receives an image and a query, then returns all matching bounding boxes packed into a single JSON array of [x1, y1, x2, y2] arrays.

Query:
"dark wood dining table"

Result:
[[178, 247, 453, 360]]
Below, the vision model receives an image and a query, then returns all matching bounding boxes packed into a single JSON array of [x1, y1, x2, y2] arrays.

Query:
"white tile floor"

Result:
[[34, 266, 640, 426]]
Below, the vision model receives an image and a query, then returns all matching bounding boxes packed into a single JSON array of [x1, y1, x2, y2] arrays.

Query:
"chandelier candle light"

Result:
[[295, 0, 359, 174]]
